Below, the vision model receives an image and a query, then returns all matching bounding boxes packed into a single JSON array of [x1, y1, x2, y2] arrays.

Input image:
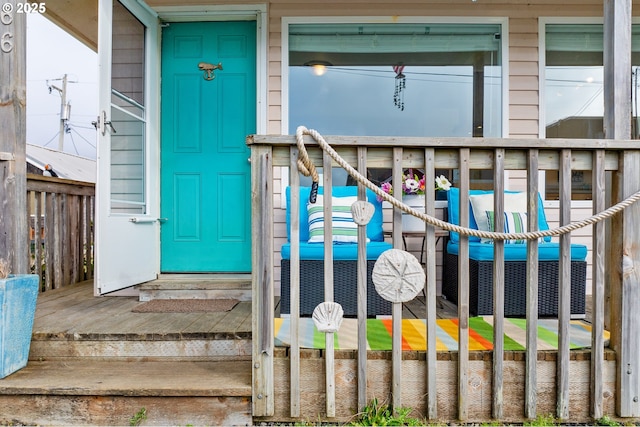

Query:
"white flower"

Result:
[[435, 175, 451, 191], [403, 178, 420, 194]]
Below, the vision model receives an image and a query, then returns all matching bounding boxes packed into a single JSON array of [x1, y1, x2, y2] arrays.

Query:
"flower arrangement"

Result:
[[377, 173, 451, 201]]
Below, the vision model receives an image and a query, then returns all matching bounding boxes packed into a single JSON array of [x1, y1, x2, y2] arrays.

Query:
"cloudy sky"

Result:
[[26, 13, 98, 159]]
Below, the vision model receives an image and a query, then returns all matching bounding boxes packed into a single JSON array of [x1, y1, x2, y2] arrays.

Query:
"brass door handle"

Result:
[[198, 62, 223, 80]]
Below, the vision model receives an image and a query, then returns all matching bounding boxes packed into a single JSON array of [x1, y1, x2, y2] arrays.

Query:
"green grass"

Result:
[[347, 398, 430, 426], [129, 407, 147, 426]]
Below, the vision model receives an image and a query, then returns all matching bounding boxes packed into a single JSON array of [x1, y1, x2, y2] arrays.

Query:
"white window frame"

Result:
[[279, 16, 510, 200]]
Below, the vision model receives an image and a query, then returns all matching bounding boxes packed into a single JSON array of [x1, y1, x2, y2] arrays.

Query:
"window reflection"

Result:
[[288, 22, 503, 188]]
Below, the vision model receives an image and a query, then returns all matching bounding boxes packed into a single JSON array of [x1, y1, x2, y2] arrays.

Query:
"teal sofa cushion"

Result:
[[281, 241, 392, 260], [446, 240, 587, 261]]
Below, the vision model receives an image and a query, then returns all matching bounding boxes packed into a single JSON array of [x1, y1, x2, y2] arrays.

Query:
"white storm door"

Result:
[[95, 0, 160, 294]]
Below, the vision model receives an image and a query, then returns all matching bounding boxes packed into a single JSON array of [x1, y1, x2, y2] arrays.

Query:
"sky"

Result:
[[26, 13, 98, 159]]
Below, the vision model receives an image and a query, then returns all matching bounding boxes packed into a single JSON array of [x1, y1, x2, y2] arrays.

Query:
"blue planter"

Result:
[[0, 274, 39, 379]]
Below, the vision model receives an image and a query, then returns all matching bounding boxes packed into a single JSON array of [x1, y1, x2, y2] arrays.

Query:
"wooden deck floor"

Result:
[[32, 281, 591, 339], [32, 280, 253, 339]]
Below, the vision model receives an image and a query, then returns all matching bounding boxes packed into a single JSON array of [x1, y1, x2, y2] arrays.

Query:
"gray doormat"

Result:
[[132, 298, 239, 313]]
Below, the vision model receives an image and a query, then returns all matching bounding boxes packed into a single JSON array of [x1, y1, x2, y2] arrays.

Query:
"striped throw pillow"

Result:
[[485, 211, 527, 244], [307, 195, 363, 243]]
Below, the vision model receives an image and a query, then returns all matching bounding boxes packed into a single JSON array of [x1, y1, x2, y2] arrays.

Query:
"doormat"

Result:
[[132, 299, 239, 313], [274, 317, 610, 351]]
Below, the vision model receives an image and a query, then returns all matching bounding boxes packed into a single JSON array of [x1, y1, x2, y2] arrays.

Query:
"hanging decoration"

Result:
[[393, 64, 406, 111]]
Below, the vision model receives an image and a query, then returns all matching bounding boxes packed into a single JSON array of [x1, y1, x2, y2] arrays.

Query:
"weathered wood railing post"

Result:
[[604, 0, 640, 417], [0, 1, 28, 274], [251, 144, 274, 417]]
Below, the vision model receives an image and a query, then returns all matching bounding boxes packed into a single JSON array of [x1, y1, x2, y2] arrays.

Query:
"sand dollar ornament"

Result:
[[372, 249, 425, 303], [312, 302, 344, 333], [350, 200, 375, 225]]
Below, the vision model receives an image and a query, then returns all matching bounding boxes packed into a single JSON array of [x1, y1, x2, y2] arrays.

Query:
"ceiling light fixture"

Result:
[[304, 60, 333, 76]]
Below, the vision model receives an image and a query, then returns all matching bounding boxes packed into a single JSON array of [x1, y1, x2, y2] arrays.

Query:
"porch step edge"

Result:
[[0, 359, 252, 397], [30, 334, 251, 360], [138, 278, 252, 301]]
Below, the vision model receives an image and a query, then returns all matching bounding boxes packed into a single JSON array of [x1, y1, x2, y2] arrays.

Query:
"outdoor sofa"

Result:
[[442, 188, 587, 317], [280, 186, 392, 317]]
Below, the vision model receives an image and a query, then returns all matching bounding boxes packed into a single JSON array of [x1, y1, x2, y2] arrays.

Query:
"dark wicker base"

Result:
[[442, 252, 586, 317], [280, 259, 392, 317]]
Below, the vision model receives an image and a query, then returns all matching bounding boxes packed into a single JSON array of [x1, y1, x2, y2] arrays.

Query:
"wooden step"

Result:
[[138, 274, 252, 301], [0, 359, 252, 426], [30, 283, 252, 361]]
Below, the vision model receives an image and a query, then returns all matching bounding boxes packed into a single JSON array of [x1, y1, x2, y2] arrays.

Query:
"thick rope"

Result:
[[295, 125, 640, 242]]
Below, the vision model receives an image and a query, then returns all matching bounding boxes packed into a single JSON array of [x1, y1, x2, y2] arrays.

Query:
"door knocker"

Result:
[[198, 62, 223, 81]]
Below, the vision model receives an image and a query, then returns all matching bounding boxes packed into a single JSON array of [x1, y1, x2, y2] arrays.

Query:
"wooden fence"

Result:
[[26, 174, 95, 292], [249, 133, 640, 422]]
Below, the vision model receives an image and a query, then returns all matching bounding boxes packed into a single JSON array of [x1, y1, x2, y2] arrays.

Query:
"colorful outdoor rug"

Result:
[[274, 317, 609, 351]]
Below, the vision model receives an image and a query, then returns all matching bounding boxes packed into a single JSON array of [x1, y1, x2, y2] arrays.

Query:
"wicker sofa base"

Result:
[[442, 252, 586, 317], [280, 259, 392, 317]]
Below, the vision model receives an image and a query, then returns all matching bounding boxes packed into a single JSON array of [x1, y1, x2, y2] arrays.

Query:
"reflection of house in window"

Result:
[[545, 116, 602, 200], [546, 116, 604, 139]]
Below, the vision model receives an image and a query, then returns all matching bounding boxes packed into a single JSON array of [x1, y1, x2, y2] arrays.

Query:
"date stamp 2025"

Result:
[[2, 2, 46, 15], [1, 2, 46, 53]]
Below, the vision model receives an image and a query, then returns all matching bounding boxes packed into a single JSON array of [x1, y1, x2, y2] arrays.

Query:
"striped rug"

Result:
[[274, 317, 609, 351]]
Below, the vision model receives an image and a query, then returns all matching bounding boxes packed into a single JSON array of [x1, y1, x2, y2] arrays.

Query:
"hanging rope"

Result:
[[295, 126, 320, 203], [294, 125, 640, 242]]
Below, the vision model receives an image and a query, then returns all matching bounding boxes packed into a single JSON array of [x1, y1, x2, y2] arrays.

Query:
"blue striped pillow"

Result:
[[485, 211, 527, 244], [307, 195, 364, 243]]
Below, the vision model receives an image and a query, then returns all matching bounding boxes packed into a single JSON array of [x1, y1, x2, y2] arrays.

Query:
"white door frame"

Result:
[[154, 4, 268, 136]]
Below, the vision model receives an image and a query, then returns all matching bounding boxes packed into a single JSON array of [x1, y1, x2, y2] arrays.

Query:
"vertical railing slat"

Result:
[[53, 193, 62, 289], [34, 191, 43, 288], [322, 152, 336, 418], [492, 148, 505, 420], [83, 195, 91, 280], [392, 147, 403, 411], [289, 147, 301, 417], [525, 149, 540, 419], [424, 148, 438, 419], [458, 148, 470, 421], [26, 188, 32, 274], [357, 147, 368, 411], [591, 149, 605, 419], [44, 192, 54, 291], [557, 148, 572, 420]]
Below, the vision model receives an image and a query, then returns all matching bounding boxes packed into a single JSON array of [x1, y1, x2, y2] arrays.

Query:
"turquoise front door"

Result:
[[160, 21, 256, 272]]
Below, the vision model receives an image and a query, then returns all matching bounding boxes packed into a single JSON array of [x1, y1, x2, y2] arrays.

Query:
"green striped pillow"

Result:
[[485, 211, 527, 244], [307, 195, 362, 243]]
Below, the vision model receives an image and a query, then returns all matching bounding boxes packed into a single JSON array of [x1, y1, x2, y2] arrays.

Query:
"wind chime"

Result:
[[393, 64, 406, 111]]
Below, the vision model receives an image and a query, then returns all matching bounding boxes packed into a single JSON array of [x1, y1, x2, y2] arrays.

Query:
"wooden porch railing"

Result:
[[248, 132, 640, 422], [26, 174, 95, 292]]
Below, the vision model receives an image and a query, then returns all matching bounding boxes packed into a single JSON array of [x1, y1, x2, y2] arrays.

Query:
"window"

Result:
[[287, 22, 503, 187], [110, 0, 146, 214], [544, 23, 640, 200]]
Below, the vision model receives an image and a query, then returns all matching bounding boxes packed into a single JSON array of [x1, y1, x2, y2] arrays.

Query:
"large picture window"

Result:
[[544, 23, 640, 200], [287, 22, 503, 187]]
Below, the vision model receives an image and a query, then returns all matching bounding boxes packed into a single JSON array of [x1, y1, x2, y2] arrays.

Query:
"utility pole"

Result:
[[49, 73, 71, 152]]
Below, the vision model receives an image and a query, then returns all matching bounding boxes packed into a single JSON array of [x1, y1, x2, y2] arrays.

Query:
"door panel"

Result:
[[95, 0, 160, 295], [161, 22, 256, 272]]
